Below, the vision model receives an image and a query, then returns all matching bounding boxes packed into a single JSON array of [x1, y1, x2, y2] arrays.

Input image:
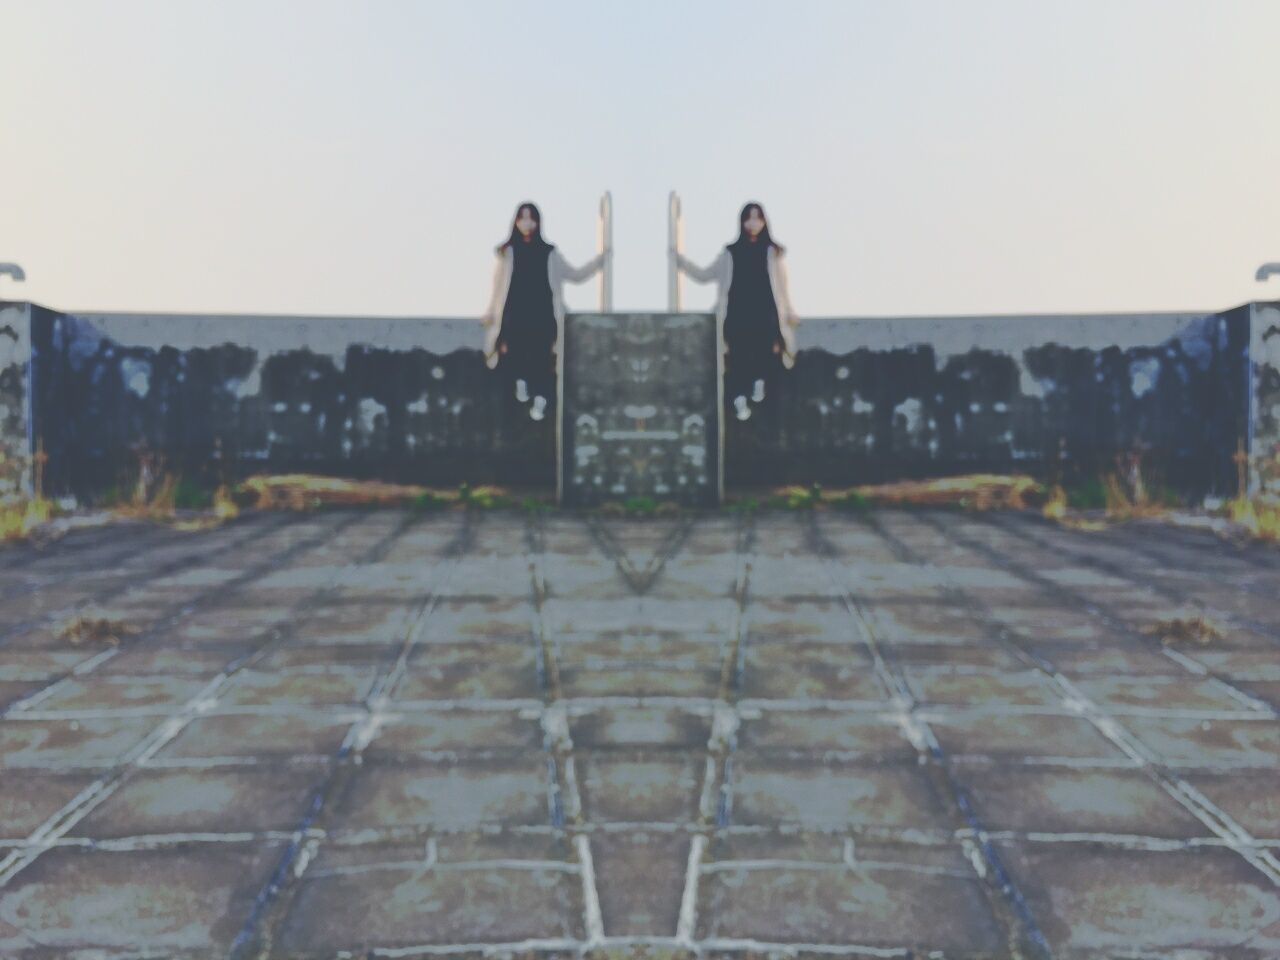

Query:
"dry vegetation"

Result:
[[1139, 614, 1228, 647], [55, 610, 142, 647]]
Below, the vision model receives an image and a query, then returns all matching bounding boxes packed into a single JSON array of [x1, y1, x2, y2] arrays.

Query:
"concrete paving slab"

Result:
[[742, 642, 885, 701], [1182, 772, 1280, 838], [30, 674, 213, 711], [365, 711, 544, 756], [950, 766, 1210, 837], [569, 707, 711, 750], [68, 766, 322, 838], [1120, 716, 1280, 768], [0, 844, 286, 956], [157, 713, 354, 760], [903, 667, 1062, 707], [728, 757, 950, 829], [997, 842, 1280, 955], [95, 645, 258, 676], [1067, 674, 1259, 712], [215, 667, 378, 706], [276, 860, 585, 953], [0, 772, 101, 839], [324, 758, 551, 831], [592, 832, 688, 936], [0, 680, 46, 710], [927, 711, 1134, 761], [735, 711, 921, 759], [578, 752, 703, 822], [694, 854, 1007, 954], [0, 716, 158, 768]]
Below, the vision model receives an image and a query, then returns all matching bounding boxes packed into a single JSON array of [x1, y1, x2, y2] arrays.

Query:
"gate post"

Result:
[[668, 191, 683, 312], [598, 191, 613, 312]]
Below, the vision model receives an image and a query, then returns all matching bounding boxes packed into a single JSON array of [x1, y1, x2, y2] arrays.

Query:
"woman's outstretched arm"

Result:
[[773, 249, 799, 327], [481, 250, 509, 367], [554, 247, 609, 283], [770, 247, 800, 365], [672, 247, 728, 284], [481, 251, 507, 325]]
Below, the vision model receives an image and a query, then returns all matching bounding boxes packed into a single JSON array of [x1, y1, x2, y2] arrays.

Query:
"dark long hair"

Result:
[[495, 201, 554, 254], [727, 201, 785, 254]]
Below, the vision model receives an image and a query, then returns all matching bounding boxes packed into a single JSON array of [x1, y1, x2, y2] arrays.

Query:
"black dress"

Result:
[[496, 239, 557, 401], [724, 239, 785, 402]]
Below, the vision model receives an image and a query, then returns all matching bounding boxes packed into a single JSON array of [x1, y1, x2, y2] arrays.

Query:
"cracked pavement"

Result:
[[0, 507, 1278, 958]]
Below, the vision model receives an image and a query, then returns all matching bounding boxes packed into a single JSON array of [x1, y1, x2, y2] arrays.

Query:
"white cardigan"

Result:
[[675, 244, 799, 367], [481, 244, 606, 367]]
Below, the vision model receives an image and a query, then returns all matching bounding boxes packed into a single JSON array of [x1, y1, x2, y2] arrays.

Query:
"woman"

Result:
[[672, 201, 799, 420], [481, 202, 609, 421]]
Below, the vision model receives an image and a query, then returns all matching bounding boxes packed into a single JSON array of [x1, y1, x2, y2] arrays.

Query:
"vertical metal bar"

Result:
[[556, 308, 567, 506], [716, 291, 725, 503], [676, 203, 684, 311], [598, 191, 613, 313], [668, 191, 683, 312]]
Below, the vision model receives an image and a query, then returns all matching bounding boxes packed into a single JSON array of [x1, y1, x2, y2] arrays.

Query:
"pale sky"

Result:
[[2, 0, 1279, 318]]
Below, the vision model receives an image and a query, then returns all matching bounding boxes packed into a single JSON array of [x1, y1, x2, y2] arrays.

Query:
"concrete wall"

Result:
[[562, 312, 719, 507], [23, 305, 553, 500], [1, 299, 1267, 503], [1249, 301, 1280, 495], [730, 308, 1253, 500], [0, 302, 32, 500]]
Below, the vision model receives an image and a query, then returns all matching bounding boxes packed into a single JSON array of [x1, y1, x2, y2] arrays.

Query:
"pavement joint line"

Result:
[[228, 512, 476, 960], [2, 647, 128, 715], [303, 858, 583, 881], [354, 936, 937, 959], [346, 936, 968, 959], [527, 512, 604, 948], [984, 511, 1280, 717], [12, 689, 1230, 723], [0, 511, 414, 892], [1158, 645, 1212, 676], [5, 825, 1275, 854], [700, 938, 914, 958], [810, 510, 1055, 960], [355, 937, 584, 957], [22, 748, 1265, 775], [903, 510, 1280, 889], [677, 511, 755, 950], [584, 513, 696, 595], [699, 856, 974, 878]]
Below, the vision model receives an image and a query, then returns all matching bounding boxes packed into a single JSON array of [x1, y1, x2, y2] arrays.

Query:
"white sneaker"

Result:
[[530, 396, 547, 421], [734, 395, 750, 421], [515, 379, 529, 403], [751, 378, 766, 403]]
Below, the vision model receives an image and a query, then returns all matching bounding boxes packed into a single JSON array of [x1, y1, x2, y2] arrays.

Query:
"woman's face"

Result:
[[744, 207, 765, 238], [516, 207, 538, 239]]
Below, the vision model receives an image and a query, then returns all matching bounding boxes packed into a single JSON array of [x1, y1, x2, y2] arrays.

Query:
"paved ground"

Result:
[[0, 507, 1278, 959]]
